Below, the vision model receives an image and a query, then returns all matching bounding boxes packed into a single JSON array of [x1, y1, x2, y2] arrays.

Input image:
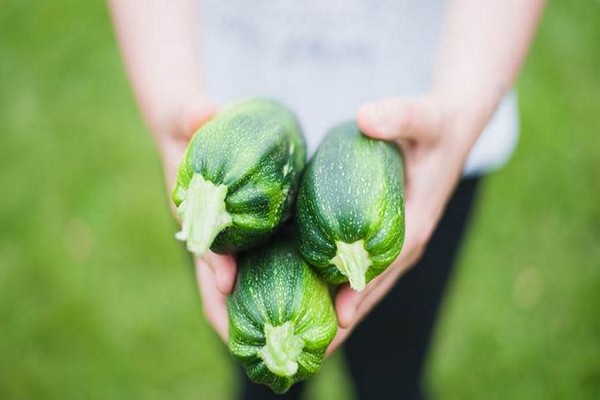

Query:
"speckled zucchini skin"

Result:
[[296, 121, 405, 286], [227, 238, 337, 394], [172, 98, 306, 253]]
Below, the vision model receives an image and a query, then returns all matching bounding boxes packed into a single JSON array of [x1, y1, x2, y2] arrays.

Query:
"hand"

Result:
[[327, 95, 482, 354], [155, 96, 236, 342]]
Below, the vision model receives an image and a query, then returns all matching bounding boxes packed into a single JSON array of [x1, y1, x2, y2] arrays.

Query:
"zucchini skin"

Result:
[[296, 121, 405, 287], [227, 236, 337, 394], [172, 98, 306, 254]]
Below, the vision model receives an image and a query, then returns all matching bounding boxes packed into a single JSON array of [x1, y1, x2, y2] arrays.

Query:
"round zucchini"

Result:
[[228, 237, 337, 394], [296, 121, 405, 291], [172, 98, 306, 256]]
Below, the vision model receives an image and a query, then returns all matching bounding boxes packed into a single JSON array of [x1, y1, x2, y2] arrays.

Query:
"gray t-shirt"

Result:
[[199, 0, 519, 176]]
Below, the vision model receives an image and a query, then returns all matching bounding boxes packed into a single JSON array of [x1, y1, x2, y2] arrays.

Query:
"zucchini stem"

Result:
[[175, 174, 232, 256], [258, 322, 304, 377], [331, 240, 371, 292]]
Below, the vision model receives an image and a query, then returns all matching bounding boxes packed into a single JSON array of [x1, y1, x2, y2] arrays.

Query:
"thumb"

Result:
[[357, 97, 439, 142], [177, 98, 218, 140], [160, 97, 216, 193]]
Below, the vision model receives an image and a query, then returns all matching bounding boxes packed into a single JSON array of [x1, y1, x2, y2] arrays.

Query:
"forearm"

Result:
[[108, 0, 206, 139], [432, 0, 546, 145]]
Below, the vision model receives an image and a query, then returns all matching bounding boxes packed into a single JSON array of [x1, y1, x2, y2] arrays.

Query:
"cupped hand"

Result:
[[327, 95, 481, 354], [156, 97, 235, 342]]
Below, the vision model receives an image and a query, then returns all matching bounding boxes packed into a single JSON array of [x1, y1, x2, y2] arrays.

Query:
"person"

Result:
[[109, 1, 545, 398]]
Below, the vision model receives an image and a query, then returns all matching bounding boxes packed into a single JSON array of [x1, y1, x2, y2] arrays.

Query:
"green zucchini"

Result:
[[296, 121, 405, 291], [228, 236, 337, 394], [172, 98, 306, 256]]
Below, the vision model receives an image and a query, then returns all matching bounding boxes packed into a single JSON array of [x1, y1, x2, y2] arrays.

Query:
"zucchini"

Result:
[[296, 121, 405, 291], [172, 98, 306, 256], [228, 236, 337, 394]]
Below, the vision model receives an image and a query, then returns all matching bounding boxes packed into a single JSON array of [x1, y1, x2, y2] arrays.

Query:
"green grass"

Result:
[[0, 0, 598, 399]]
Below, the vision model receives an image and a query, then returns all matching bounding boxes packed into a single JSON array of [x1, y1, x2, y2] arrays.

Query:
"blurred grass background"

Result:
[[0, 0, 598, 398]]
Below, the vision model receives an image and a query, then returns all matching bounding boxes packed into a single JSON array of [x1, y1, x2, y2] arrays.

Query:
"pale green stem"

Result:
[[175, 174, 232, 256], [258, 322, 304, 377], [330, 240, 372, 292]]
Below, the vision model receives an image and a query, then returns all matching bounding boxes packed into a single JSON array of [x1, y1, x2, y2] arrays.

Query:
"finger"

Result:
[[334, 284, 362, 328], [195, 259, 229, 342], [334, 258, 405, 329], [351, 269, 402, 326], [357, 97, 440, 142], [202, 252, 237, 295], [331, 260, 414, 356], [328, 277, 398, 355], [326, 326, 351, 357]]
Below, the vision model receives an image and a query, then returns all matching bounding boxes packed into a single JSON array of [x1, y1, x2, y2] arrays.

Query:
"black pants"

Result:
[[239, 177, 481, 400]]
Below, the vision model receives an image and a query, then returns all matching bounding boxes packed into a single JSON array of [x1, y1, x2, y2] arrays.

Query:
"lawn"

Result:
[[0, 0, 598, 399]]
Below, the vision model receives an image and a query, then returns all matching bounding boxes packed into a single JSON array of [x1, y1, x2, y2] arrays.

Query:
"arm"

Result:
[[330, 0, 546, 353], [109, 0, 214, 184], [108, 0, 234, 341]]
